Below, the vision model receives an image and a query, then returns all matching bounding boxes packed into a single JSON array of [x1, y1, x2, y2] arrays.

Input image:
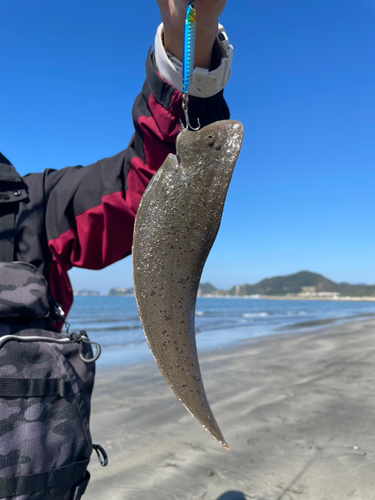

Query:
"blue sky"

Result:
[[2, 0, 374, 293]]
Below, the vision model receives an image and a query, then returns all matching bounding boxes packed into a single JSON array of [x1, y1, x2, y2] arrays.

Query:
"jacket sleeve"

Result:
[[44, 51, 229, 311]]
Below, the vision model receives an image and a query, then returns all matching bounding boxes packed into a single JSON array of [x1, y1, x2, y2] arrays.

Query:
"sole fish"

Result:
[[132, 120, 244, 449]]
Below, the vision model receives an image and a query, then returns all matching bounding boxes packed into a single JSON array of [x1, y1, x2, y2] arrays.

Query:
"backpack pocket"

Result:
[[0, 327, 96, 500], [0, 262, 51, 319]]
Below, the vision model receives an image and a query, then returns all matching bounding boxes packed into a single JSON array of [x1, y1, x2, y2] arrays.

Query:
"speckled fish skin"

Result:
[[133, 120, 244, 449]]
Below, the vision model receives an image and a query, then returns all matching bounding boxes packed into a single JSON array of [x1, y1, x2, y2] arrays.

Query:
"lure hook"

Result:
[[181, 94, 200, 131]]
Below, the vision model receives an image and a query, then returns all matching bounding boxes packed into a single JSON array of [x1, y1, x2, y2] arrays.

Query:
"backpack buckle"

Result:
[[93, 444, 109, 467], [72, 471, 91, 500], [68, 330, 102, 363]]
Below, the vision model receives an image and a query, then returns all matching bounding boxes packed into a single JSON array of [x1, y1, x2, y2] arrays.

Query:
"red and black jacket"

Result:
[[0, 51, 229, 324]]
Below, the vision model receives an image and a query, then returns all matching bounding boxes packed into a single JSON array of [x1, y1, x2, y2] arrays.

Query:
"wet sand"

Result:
[[86, 319, 375, 500]]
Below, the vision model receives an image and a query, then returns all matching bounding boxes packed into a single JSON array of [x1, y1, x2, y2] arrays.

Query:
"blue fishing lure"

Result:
[[182, 0, 200, 130], [183, 0, 197, 95]]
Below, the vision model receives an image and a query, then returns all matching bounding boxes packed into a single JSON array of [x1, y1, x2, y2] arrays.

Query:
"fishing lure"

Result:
[[182, 0, 200, 130]]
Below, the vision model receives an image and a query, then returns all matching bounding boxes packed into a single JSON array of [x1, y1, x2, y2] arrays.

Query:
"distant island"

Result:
[[73, 290, 100, 296], [108, 287, 135, 296], [197, 271, 375, 301]]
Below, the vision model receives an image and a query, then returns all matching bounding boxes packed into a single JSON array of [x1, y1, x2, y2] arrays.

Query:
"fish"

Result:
[[132, 120, 244, 449]]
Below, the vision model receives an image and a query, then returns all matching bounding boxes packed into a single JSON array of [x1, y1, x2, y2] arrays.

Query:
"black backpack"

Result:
[[0, 164, 107, 500]]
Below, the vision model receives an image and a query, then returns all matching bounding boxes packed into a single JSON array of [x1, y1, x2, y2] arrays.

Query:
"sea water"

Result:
[[67, 296, 375, 368]]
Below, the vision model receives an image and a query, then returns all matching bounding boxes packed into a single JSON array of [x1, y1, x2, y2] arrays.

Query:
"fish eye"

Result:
[[205, 134, 215, 147]]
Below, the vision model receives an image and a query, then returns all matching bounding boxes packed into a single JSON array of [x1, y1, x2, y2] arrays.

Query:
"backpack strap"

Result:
[[0, 154, 28, 262], [0, 377, 73, 397], [0, 459, 90, 498], [0, 206, 15, 261], [72, 471, 91, 500]]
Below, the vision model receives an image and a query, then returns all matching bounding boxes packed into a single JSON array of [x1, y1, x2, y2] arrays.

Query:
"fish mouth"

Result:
[[176, 120, 244, 169], [177, 119, 243, 147], [176, 120, 244, 176]]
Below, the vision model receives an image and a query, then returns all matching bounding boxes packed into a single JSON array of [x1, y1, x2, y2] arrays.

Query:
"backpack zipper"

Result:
[[0, 331, 101, 363], [0, 334, 71, 349]]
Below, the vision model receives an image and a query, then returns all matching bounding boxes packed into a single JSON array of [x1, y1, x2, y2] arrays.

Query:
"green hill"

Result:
[[198, 271, 375, 297], [228, 271, 337, 296], [198, 282, 219, 295]]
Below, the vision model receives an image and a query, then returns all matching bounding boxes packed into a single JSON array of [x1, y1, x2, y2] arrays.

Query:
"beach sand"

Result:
[[85, 319, 375, 500]]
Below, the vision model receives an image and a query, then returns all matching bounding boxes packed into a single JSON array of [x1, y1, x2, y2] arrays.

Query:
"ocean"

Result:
[[67, 296, 375, 368]]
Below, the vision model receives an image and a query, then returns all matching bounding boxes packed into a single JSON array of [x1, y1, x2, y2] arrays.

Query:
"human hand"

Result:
[[156, 0, 228, 69]]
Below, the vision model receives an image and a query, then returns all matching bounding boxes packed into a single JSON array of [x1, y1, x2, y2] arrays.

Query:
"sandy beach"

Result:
[[85, 318, 375, 500]]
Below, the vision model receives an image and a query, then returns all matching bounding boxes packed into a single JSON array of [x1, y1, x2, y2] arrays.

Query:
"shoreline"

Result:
[[93, 311, 375, 370], [199, 294, 375, 302], [94, 312, 375, 370], [75, 294, 375, 301], [260, 295, 375, 302], [87, 317, 375, 499]]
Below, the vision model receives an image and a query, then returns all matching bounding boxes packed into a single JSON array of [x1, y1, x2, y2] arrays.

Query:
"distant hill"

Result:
[[197, 282, 219, 296], [198, 271, 375, 298]]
